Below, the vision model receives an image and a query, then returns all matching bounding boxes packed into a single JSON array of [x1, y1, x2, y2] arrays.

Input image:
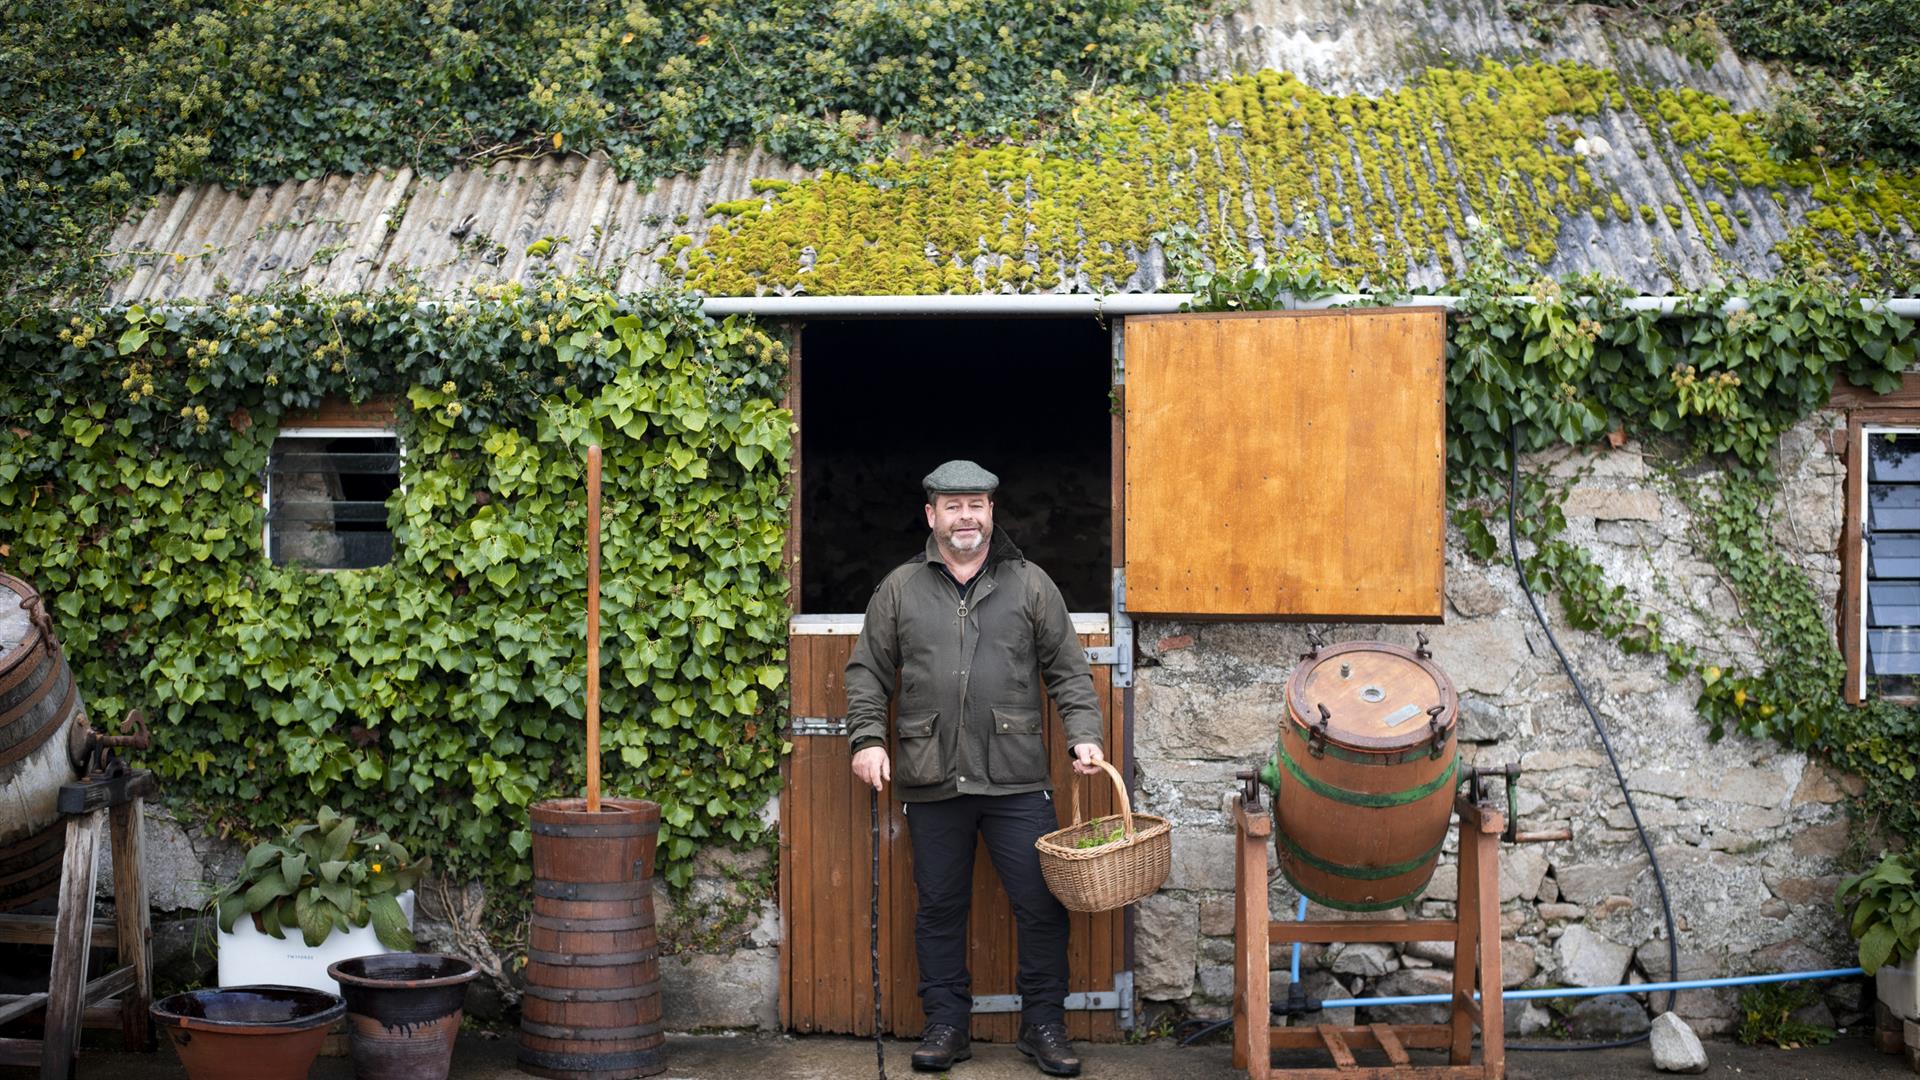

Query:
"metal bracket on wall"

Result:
[[787, 716, 849, 737], [972, 972, 1134, 1027], [1110, 320, 1126, 387]]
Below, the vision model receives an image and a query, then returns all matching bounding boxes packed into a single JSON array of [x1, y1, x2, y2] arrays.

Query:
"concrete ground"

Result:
[[25, 1027, 1912, 1080]]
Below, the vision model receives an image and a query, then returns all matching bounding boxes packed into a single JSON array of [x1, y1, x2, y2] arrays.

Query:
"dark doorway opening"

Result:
[[798, 318, 1112, 614]]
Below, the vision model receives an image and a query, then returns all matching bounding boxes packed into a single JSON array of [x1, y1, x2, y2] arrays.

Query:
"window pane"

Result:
[[267, 435, 400, 570], [1869, 484, 1920, 531], [1868, 431, 1920, 482], [1869, 581, 1920, 627], [1868, 535, 1920, 578], [1868, 628, 1920, 675]]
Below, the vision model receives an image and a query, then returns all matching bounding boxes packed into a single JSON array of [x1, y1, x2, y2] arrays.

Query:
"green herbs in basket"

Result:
[[1073, 825, 1128, 850]]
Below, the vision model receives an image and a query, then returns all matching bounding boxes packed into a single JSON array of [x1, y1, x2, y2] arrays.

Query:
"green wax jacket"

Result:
[[844, 531, 1103, 802]]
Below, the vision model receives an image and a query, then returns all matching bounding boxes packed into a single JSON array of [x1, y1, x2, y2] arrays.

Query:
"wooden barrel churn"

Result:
[[0, 572, 88, 912], [519, 797, 664, 1080], [1272, 640, 1459, 912]]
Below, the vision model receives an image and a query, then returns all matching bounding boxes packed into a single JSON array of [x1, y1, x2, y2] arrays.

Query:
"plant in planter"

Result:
[[211, 806, 428, 992], [1837, 849, 1920, 1020]]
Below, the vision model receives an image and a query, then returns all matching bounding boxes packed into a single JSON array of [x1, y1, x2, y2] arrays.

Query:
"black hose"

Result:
[[1503, 425, 1681, 1050]]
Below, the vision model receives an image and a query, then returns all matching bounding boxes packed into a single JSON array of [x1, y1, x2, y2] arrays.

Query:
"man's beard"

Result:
[[944, 523, 988, 552]]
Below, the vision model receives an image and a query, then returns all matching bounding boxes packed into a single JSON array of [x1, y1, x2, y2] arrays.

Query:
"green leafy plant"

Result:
[[1072, 824, 1128, 850], [1734, 982, 1836, 1048], [1836, 850, 1920, 974], [212, 806, 428, 950]]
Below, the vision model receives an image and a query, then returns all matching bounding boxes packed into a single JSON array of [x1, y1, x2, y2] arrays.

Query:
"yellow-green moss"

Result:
[[681, 60, 1920, 295]]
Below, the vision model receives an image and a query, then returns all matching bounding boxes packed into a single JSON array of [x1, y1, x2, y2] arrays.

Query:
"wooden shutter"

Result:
[[1123, 308, 1446, 619]]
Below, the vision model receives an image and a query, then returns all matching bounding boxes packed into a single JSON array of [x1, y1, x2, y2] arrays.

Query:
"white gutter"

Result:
[[699, 293, 1920, 318]]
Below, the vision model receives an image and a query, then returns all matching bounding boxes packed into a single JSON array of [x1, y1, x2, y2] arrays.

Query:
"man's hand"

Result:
[[852, 745, 891, 791], [1071, 743, 1105, 776]]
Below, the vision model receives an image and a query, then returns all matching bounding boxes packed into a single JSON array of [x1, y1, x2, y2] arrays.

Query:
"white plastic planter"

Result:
[[216, 891, 415, 993], [1880, 959, 1920, 1022]]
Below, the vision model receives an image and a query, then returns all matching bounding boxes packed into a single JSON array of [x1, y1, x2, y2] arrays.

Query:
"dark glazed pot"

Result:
[[328, 952, 478, 1080], [150, 985, 344, 1080]]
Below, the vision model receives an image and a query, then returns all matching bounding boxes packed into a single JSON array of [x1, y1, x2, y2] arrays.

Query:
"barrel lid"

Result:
[[0, 575, 37, 670], [1287, 640, 1458, 752]]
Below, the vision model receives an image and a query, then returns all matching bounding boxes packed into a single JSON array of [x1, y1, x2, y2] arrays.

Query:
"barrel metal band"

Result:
[[533, 879, 649, 901], [1274, 829, 1447, 881], [1275, 739, 1458, 809], [518, 1019, 663, 1041], [521, 983, 661, 1002], [1275, 863, 1419, 912], [527, 945, 660, 967], [518, 1047, 665, 1072], [0, 666, 75, 769], [530, 912, 656, 933], [530, 820, 660, 838]]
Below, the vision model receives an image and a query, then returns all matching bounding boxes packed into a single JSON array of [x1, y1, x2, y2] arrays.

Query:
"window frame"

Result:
[[262, 424, 406, 572]]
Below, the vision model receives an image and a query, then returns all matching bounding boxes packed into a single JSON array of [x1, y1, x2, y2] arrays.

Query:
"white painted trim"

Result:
[[790, 613, 1111, 636], [1859, 423, 1920, 701], [700, 293, 1920, 319]]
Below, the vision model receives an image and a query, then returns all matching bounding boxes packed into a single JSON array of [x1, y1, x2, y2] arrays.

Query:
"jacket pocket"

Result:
[[895, 711, 944, 787], [988, 707, 1047, 785]]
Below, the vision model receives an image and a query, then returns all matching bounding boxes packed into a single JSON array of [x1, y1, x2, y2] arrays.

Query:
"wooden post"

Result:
[[1448, 807, 1481, 1066], [586, 443, 602, 812], [109, 799, 152, 1050], [1233, 795, 1271, 1080], [41, 810, 105, 1080], [1473, 808, 1505, 1078]]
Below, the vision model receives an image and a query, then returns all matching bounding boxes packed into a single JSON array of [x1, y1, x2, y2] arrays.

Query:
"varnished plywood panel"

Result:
[[1124, 309, 1446, 619]]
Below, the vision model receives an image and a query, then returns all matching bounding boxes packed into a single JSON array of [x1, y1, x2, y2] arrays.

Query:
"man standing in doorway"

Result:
[[846, 460, 1106, 1077]]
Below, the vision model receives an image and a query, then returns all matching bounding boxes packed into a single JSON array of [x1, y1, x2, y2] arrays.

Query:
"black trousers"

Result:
[[904, 790, 1070, 1029]]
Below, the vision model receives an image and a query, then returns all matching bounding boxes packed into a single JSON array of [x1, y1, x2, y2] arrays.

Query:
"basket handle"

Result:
[[1069, 758, 1135, 843]]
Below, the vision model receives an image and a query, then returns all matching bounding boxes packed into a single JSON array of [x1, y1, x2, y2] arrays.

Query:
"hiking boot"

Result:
[[912, 1022, 971, 1071], [1016, 1021, 1081, 1077]]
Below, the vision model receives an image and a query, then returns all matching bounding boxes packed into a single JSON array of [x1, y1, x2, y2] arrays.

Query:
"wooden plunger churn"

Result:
[[520, 446, 666, 1080], [1267, 637, 1459, 911], [1231, 634, 1551, 1080]]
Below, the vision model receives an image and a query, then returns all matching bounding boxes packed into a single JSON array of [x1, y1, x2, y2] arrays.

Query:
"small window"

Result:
[[1859, 427, 1920, 699], [264, 429, 402, 569]]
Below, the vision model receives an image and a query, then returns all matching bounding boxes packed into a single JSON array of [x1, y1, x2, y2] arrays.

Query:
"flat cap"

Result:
[[923, 459, 999, 494]]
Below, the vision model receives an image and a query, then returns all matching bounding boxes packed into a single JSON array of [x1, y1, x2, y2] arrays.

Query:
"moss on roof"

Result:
[[681, 61, 1919, 295]]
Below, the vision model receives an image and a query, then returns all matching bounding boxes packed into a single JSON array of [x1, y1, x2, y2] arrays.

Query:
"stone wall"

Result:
[[1126, 416, 1869, 1036], [92, 415, 1871, 1036]]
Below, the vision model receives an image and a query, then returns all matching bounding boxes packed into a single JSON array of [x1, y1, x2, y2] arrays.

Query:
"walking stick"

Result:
[[585, 444, 601, 812], [870, 786, 888, 1079]]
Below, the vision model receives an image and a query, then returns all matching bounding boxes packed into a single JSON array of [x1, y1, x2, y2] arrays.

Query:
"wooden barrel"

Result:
[[1272, 640, 1459, 912], [519, 797, 664, 1080], [0, 573, 86, 912]]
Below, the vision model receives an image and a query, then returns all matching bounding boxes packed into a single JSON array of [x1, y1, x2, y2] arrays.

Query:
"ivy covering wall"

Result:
[[0, 280, 791, 890]]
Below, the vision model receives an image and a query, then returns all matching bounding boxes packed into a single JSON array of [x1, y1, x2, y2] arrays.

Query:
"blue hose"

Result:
[[1290, 895, 1307, 984], [1317, 966, 1864, 1010]]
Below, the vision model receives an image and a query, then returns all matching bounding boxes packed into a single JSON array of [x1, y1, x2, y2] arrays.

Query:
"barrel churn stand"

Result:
[[0, 572, 158, 1080], [1228, 634, 1565, 1080]]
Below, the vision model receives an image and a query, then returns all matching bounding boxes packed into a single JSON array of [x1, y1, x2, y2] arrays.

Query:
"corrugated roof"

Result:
[[104, 0, 1914, 301], [109, 148, 814, 303]]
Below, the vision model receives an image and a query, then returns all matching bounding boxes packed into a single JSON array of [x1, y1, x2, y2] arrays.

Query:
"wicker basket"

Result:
[[1035, 759, 1172, 912]]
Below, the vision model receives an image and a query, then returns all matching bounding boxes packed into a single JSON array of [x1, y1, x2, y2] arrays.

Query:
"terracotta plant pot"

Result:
[[150, 985, 344, 1080], [328, 952, 478, 1080]]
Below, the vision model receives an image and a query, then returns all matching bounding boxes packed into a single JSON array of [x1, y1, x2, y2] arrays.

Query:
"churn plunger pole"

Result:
[[585, 444, 601, 812]]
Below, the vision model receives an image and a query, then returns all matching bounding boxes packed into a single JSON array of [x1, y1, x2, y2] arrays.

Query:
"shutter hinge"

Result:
[[787, 716, 849, 736]]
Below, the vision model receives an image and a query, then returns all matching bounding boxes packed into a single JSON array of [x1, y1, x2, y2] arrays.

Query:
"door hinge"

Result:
[[787, 716, 848, 736], [1111, 567, 1134, 689], [972, 971, 1132, 1025]]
